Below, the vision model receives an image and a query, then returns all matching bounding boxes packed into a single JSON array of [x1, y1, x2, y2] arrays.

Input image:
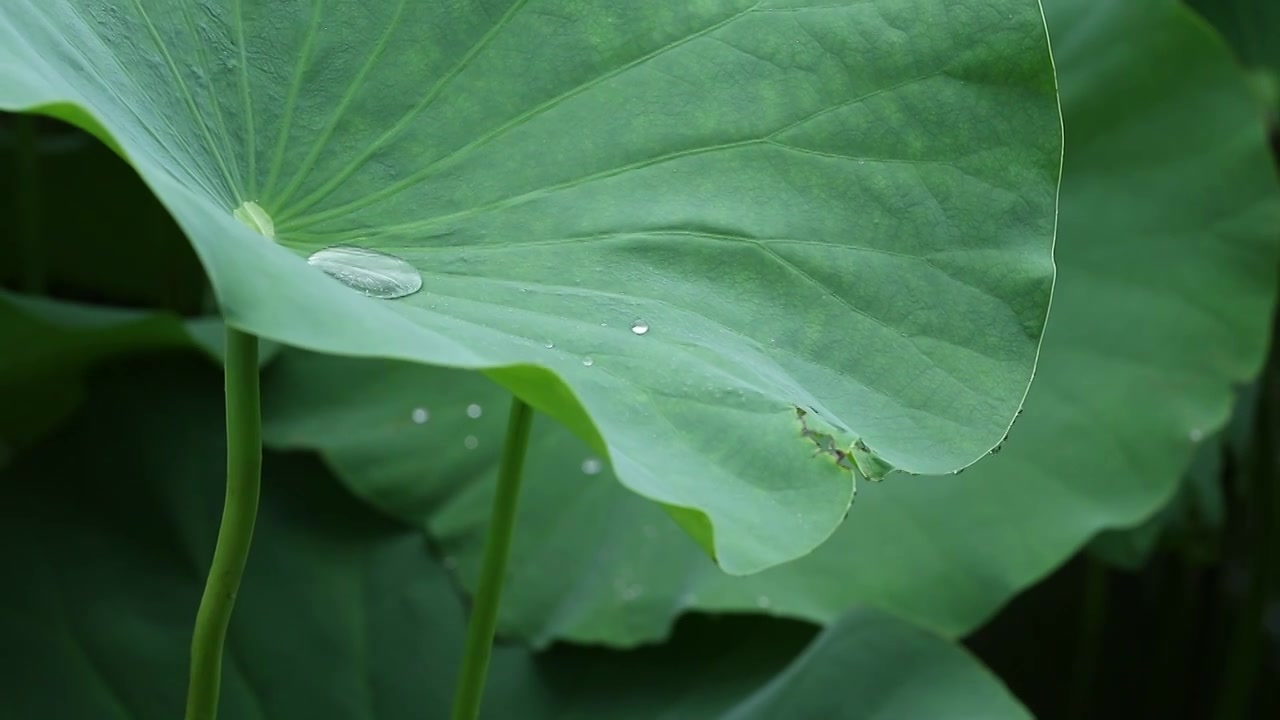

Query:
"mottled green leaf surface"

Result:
[[0, 360, 1027, 719], [260, 0, 1280, 647], [0, 0, 1061, 572]]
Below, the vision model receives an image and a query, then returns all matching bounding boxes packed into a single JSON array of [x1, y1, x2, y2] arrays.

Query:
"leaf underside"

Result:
[[0, 0, 1061, 572]]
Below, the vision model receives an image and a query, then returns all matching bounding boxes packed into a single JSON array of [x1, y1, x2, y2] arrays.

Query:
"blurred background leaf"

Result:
[[0, 355, 1028, 719]]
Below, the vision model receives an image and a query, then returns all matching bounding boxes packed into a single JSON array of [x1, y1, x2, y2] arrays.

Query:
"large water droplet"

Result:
[[466, 403, 483, 419], [411, 407, 429, 424], [307, 246, 423, 299], [630, 320, 650, 335], [581, 457, 603, 475], [464, 435, 479, 450], [233, 200, 275, 239]]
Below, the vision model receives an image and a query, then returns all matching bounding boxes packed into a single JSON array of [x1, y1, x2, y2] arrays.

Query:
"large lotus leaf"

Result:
[[0, 0, 1061, 573], [0, 358, 1028, 719], [259, 0, 1280, 646]]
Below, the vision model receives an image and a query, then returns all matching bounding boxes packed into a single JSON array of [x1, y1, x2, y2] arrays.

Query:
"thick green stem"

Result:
[[185, 327, 262, 720], [450, 396, 534, 720], [16, 115, 44, 294]]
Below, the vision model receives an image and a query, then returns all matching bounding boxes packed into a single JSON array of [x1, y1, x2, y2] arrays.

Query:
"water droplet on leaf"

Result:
[[411, 407, 429, 424], [464, 435, 479, 450], [581, 457, 603, 475], [1189, 428, 1204, 442], [543, 341, 555, 349], [756, 595, 772, 609], [582, 356, 594, 367], [307, 246, 423, 299], [466, 403, 482, 419], [630, 320, 650, 335]]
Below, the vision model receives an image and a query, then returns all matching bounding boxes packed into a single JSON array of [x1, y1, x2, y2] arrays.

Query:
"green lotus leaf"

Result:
[[0, 0, 1060, 572], [258, 0, 1280, 647]]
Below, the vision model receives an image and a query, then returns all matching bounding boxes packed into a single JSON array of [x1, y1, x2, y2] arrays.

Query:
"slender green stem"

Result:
[[16, 115, 44, 294], [450, 396, 534, 720], [185, 327, 262, 720]]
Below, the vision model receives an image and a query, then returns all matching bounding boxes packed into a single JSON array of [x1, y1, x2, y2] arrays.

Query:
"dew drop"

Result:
[[466, 403, 483, 419], [1189, 428, 1205, 442], [630, 320, 650, 335], [306, 245, 423, 299], [543, 341, 555, 349], [232, 200, 275, 239], [464, 435, 479, 450], [581, 457, 604, 475], [411, 407, 429, 424], [582, 356, 595, 367], [756, 595, 772, 609]]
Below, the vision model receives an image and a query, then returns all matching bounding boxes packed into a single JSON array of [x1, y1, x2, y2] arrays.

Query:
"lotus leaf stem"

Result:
[[185, 326, 261, 720]]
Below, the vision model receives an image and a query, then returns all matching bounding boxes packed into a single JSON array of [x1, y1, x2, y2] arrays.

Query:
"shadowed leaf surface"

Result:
[[0, 358, 1027, 719]]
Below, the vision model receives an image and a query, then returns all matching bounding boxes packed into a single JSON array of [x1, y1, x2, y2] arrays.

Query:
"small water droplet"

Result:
[[466, 403, 483, 419], [411, 407, 429, 424], [581, 457, 604, 475], [543, 341, 555, 349], [756, 595, 772, 609], [307, 246, 423, 299], [1189, 428, 1205, 442], [464, 435, 479, 450], [582, 356, 594, 367], [630, 320, 650, 335]]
